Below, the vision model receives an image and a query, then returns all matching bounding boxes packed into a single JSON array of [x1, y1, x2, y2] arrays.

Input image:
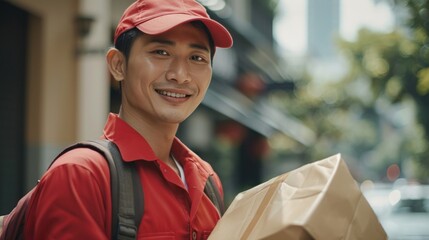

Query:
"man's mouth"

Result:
[[156, 90, 189, 98]]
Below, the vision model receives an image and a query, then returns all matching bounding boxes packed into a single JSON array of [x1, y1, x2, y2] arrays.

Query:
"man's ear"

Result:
[[106, 48, 126, 81]]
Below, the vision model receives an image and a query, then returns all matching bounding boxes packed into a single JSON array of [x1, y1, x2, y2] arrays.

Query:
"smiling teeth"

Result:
[[159, 90, 187, 98]]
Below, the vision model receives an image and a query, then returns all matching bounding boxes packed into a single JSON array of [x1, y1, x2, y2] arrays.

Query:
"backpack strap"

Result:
[[55, 140, 143, 240], [204, 175, 225, 216]]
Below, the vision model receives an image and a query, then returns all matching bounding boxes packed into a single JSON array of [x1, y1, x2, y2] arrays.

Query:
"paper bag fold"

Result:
[[208, 154, 387, 240]]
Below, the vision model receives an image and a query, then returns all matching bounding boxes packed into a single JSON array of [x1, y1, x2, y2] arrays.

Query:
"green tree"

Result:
[[264, 0, 429, 183], [333, 0, 429, 181]]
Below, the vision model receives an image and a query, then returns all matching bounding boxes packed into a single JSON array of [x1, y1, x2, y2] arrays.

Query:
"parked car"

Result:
[[380, 185, 429, 240]]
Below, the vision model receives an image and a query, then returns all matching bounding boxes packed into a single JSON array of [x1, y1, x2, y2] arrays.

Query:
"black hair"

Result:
[[190, 21, 215, 61], [114, 21, 215, 62], [114, 28, 143, 62]]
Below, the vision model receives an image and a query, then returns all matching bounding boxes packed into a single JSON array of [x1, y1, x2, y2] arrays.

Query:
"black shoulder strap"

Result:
[[54, 140, 143, 240], [204, 175, 225, 216]]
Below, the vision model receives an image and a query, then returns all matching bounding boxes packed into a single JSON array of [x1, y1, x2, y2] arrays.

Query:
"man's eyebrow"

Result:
[[148, 38, 174, 46], [148, 37, 210, 53], [190, 43, 210, 53]]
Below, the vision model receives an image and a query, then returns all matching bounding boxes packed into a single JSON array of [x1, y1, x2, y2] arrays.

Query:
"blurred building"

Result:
[[0, 0, 314, 213], [307, 0, 340, 60]]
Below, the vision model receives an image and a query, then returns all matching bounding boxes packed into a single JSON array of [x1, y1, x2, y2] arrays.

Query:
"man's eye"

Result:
[[154, 50, 168, 56], [191, 55, 205, 62]]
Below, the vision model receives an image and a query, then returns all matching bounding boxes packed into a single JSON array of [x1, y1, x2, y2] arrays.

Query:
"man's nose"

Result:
[[166, 58, 191, 84]]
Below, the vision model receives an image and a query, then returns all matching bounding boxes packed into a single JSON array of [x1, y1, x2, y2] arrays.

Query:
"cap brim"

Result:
[[136, 14, 233, 48]]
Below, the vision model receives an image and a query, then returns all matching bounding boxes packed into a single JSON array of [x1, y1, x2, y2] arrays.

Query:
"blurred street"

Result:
[[363, 180, 429, 239]]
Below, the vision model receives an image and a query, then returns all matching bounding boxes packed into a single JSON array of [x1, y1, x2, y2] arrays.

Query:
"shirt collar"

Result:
[[172, 137, 214, 177], [102, 113, 212, 177], [103, 113, 157, 162]]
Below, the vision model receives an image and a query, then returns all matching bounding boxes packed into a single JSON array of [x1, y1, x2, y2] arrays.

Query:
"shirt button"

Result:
[[192, 231, 197, 240]]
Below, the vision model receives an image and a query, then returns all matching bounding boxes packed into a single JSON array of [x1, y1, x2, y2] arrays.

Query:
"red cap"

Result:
[[114, 0, 233, 48]]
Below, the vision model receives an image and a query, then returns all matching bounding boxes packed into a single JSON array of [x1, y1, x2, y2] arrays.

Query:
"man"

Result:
[[24, 0, 233, 239]]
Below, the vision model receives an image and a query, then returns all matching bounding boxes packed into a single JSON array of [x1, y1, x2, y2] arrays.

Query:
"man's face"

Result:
[[120, 22, 213, 125]]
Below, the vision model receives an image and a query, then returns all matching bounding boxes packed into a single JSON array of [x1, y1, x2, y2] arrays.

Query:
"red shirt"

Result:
[[24, 113, 223, 239]]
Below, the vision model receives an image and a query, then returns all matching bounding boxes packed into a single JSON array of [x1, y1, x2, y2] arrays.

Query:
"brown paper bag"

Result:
[[209, 154, 387, 240]]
